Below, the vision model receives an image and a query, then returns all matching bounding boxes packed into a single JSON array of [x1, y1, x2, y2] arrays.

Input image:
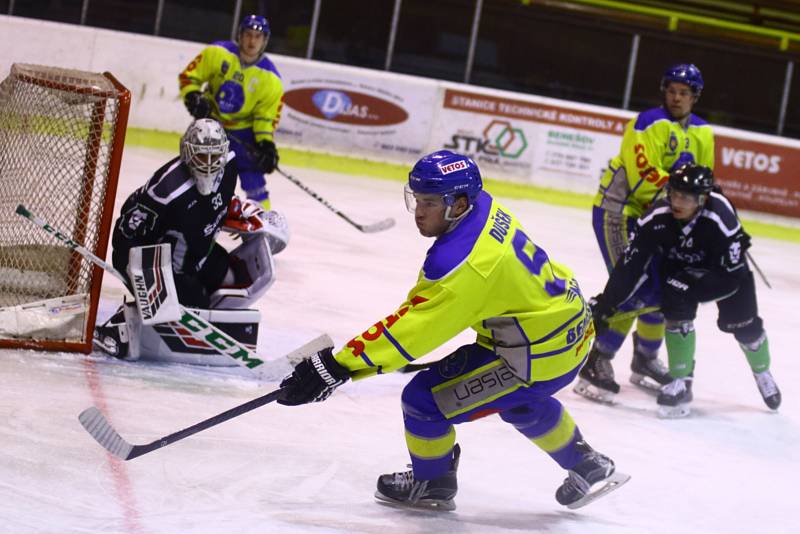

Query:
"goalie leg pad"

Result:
[[127, 243, 181, 325], [210, 235, 275, 309], [137, 308, 260, 366]]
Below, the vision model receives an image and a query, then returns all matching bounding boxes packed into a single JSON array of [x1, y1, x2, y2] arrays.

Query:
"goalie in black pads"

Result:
[[587, 163, 781, 417], [94, 119, 287, 363]]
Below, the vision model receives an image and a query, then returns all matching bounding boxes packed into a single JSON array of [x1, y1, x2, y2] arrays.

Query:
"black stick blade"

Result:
[[359, 217, 395, 233], [78, 407, 135, 460]]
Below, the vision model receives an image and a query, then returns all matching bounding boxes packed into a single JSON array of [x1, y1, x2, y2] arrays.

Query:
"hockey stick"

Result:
[[275, 166, 395, 233], [398, 305, 662, 374], [746, 251, 771, 289], [80, 386, 282, 460], [14, 204, 331, 379], [225, 132, 394, 233]]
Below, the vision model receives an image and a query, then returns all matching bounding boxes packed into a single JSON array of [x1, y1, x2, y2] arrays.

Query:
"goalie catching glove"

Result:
[[277, 347, 351, 406], [223, 197, 268, 234]]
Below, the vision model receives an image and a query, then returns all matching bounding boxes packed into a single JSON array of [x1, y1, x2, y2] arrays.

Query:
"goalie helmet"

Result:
[[661, 63, 704, 96], [668, 163, 714, 196], [180, 119, 229, 196]]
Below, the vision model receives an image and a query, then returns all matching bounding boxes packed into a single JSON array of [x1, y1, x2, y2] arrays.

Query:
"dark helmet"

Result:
[[668, 163, 714, 196], [661, 63, 704, 96]]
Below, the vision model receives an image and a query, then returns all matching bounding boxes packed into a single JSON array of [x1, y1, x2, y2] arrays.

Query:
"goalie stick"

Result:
[[14, 204, 331, 379], [77, 334, 327, 460], [399, 305, 661, 373]]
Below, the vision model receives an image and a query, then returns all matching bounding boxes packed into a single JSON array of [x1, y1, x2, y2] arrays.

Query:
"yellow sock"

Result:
[[260, 198, 271, 211]]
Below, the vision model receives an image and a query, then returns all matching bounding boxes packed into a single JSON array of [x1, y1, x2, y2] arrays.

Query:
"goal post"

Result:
[[0, 63, 131, 353]]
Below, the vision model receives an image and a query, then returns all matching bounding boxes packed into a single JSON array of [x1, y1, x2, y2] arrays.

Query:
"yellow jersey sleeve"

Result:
[[333, 192, 592, 383], [178, 41, 283, 141], [595, 107, 714, 217]]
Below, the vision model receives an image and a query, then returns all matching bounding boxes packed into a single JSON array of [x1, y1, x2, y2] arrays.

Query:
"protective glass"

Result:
[[404, 184, 446, 213]]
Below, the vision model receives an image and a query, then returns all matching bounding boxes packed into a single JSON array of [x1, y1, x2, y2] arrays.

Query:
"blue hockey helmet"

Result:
[[407, 150, 483, 207], [239, 14, 270, 38], [661, 63, 704, 95]]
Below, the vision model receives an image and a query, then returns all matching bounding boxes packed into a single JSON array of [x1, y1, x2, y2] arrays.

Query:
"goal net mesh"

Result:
[[0, 64, 129, 350]]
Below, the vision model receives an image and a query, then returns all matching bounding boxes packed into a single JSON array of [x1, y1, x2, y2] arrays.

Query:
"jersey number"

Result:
[[512, 229, 566, 297]]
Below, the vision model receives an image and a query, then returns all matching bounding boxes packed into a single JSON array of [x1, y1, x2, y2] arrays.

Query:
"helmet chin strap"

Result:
[[444, 204, 473, 231]]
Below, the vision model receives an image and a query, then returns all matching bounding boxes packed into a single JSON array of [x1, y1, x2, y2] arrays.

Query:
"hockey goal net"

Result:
[[0, 64, 130, 353]]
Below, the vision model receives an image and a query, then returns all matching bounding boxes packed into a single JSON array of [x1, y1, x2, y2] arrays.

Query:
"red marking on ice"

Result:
[[82, 359, 143, 533]]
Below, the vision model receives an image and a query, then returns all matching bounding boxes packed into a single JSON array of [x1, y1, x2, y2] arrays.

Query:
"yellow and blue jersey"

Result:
[[179, 41, 283, 142], [593, 107, 714, 218], [333, 191, 593, 384]]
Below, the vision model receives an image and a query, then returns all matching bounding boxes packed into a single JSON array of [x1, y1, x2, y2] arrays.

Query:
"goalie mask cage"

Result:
[[0, 64, 130, 353]]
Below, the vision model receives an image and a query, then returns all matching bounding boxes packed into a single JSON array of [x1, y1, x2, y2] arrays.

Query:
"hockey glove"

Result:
[[588, 294, 614, 336], [255, 140, 279, 174], [184, 91, 212, 119], [278, 348, 350, 406]]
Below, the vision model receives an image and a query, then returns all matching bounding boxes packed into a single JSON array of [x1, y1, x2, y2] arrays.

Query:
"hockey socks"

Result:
[[740, 334, 770, 373], [664, 324, 695, 379]]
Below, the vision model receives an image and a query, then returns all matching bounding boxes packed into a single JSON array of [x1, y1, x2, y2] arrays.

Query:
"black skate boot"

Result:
[[629, 335, 671, 391], [574, 347, 620, 403], [93, 308, 130, 360], [375, 444, 460, 511], [656, 377, 693, 418], [555, 441, 630, 509], [753, 370, 781, 410]]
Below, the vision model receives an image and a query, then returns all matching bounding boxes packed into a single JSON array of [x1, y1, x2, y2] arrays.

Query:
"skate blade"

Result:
[[629, 373, 663, 393], [566, 471, 631, 510], [573, 380, 616, 405], [374, 492, 456, 512], [657, 403, 691, 419]]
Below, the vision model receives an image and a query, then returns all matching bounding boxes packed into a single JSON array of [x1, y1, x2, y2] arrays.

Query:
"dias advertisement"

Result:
[[275, 57, 438, 163]]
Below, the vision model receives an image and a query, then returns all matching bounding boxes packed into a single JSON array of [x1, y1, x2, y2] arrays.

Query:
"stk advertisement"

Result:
[[275, 57, 438, 164], [429, 88, 629, 193]]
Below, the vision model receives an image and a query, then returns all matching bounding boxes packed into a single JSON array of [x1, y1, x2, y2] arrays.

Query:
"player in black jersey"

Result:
[[587, 163, 780, 417], [94, 119, 282, 361]]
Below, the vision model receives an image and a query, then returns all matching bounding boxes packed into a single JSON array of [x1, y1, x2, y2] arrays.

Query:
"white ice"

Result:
[[2, 146, 799, 534]]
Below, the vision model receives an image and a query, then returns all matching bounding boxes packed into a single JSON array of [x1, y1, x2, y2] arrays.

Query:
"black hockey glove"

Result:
[[277, 348, 350, 406], [255, 140, 279, 174], [588, 294, 614, 336], [184, 91, 212, 119]]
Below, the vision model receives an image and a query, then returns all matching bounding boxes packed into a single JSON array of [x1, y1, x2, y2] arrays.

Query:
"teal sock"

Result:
[[665, 329, 695, 378], [741, 337, 770, 373]]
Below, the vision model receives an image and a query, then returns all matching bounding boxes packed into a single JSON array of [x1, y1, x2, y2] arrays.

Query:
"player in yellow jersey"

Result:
[[276, 150, 629, 511], [179, 15, 283, 213], [576, 64, 715, 403]]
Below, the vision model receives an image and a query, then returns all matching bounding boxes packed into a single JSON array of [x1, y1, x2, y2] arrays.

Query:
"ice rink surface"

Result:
[[2, 146, 799, 533]]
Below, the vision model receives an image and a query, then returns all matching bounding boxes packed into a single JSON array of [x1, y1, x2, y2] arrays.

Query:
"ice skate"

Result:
[[753, 370, 781, 410], [656, 377, 693, 418], [574, 347, 619, 404], [375, 444, 460, 511], [555, 441, 630, 509], [93, 309, 130, 360], [629, 342, 671, 392]]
